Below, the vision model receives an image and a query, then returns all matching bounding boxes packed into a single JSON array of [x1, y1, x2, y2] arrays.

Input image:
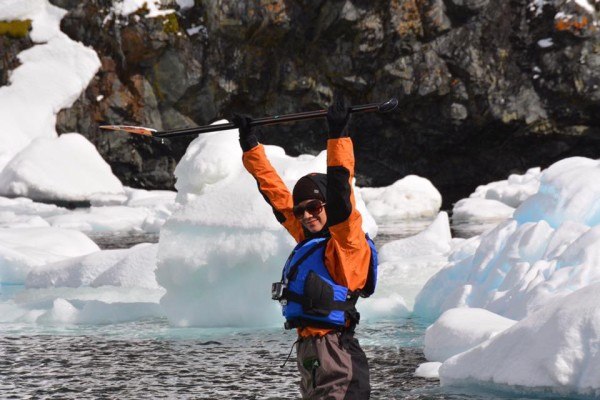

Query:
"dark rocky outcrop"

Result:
[[41, 0, 600, 207]]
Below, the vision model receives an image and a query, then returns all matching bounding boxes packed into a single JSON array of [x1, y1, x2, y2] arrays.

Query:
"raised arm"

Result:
[[235, 115, 305, 243], [323, 99, 372, 292]]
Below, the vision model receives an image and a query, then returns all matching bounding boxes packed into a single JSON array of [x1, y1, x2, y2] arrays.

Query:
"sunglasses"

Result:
[[293, 200, 326, 219]]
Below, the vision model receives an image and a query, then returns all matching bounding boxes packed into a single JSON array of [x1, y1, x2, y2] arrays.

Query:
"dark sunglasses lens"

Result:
[[305, 201, 323, 215], [293, 206, 304, 219], [293, 201, 323, 219]]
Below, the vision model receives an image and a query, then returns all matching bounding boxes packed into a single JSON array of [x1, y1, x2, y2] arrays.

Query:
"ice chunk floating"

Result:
[[416, 157, 600, 396], [440, 284, 600, 396], [0, 134, 124, 202], [416, 157, 600, 320]]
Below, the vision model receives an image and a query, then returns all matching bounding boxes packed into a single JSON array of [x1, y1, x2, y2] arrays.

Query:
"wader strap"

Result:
[[280, 338, 300, 368]]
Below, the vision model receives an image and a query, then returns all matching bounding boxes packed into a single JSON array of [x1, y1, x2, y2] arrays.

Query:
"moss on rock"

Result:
[[161, 13, 180, 34], [0, 20, 32, 38]]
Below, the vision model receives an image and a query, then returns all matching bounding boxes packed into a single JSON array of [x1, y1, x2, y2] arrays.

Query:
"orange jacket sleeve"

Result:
[[323, 138, 371, 292], [301, 138, 372, 337], [242, 144, 305, 243]]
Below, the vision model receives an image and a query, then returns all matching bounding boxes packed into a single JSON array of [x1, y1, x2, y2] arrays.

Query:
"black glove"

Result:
[[233, 114, 259, 152], [326, 93, 351, 138]]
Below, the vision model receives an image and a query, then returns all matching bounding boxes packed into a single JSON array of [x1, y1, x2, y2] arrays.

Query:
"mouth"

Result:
[[303, 218, 320, 229]]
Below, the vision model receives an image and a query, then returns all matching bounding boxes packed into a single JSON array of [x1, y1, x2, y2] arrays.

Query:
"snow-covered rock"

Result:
[[0, 0, 100, 170]]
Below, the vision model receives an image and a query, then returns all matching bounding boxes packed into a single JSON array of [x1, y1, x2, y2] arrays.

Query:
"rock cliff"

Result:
[[6, 0, 600, 207]]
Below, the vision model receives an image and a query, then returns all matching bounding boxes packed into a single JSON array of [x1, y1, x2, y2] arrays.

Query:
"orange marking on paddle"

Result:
[[99, 125, 157, 136]]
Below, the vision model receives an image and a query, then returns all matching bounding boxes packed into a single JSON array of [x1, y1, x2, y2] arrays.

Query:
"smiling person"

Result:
[[234, 94, 378, 400]]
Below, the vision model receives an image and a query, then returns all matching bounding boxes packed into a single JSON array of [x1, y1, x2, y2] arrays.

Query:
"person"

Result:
[[234, 95, 378, 400]]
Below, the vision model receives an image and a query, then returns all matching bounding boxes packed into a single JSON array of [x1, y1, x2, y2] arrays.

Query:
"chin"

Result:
[[306, 224, 321, 233]]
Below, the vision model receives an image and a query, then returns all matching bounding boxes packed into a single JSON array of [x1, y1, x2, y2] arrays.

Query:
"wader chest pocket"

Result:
[[303, 271, 333, 316]]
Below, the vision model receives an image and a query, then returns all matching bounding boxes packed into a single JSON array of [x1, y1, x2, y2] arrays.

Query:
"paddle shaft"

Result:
[[154, 100, 393, 139]]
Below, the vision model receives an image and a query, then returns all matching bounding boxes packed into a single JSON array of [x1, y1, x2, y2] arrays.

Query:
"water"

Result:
[[0, 318, 436, 399], [0, 317, 561, 399], [87, 232, 160, 250], [0, 219, 559, 399], [375, 219, 437, 246]]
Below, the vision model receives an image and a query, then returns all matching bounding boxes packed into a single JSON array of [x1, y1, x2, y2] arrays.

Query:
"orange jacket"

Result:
[[242, 138, 372, 337]]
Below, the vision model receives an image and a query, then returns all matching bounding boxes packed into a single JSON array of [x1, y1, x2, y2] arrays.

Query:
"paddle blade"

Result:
[[99, 125, 157, 136]]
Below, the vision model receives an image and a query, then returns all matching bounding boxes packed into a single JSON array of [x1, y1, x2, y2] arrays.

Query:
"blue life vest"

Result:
[[276, 235, 378, 330]]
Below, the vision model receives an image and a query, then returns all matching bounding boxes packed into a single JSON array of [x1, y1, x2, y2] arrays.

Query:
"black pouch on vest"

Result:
[[303, 271, 333, 317]]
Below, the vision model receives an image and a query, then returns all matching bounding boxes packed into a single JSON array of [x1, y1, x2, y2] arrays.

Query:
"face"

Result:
[[295, 199, 327, 233]]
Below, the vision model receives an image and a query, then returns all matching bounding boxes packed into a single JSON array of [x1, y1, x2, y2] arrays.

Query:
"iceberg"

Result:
[[416, 157, 600, 395], [451, 167, 541, 234], [0, 134, 124, 202], [0, 227, 99, 284], [2, 242, 164, 325], [440, 284, 600, 396], [415, 362, 442, 379], [359, 175, 441, 221], [361, 212, 453, 319], [26, 243, 159, 290], [0, 187, 176, 234], [424, 308, 515, 363], [416, 157, 600, 320], [33, 297, 162, 325], [467, 167, 541, 208]]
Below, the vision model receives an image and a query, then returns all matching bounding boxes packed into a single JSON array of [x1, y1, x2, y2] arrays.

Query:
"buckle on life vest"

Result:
[[271, 282, 286, 301]]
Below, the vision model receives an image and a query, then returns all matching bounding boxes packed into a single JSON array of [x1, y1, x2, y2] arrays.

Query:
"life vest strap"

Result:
[[282, 289, 358, 312], [283, 312, 360, 330]]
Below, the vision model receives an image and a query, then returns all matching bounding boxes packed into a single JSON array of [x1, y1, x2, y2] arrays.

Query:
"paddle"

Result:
[[100, 97, 398, 139]]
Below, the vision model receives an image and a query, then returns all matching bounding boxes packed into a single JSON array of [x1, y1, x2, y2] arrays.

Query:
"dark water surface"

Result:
[[0, 319, 440, 399], [0, 318, 560, 400]]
